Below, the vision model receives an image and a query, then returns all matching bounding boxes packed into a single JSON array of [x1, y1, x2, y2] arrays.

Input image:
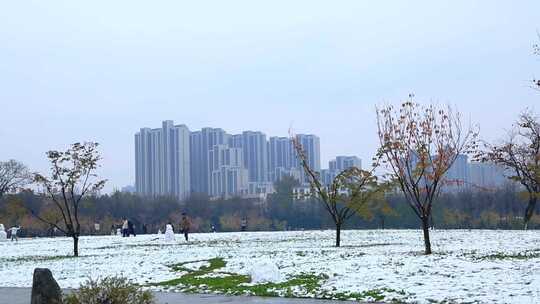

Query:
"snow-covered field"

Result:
[[1, 230, 539, 303]]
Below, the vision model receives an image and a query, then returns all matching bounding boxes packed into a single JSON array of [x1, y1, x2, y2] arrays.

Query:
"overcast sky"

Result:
[[0, 1, 539, 192]]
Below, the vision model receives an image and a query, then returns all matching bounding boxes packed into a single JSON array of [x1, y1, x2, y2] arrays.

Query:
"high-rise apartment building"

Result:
[[446, 154, 470, 183], [189, 128, 229, 194], [442, 154, 471, 191], [329, 156, 362, 172], [268, 136, 296, 182], [295, 134, 321, 183], [135, 127, 163, 196], [208, 144, 248, 198], [320, 169, 336, 186], [167, 123, 191, 198], [135, 122, 324, 199], [230, 131, 268, 183], [135, 121, 190, 199], [321, 156, 362, 186], [469, 162, 507, 189], [266, 135, 322, 184]]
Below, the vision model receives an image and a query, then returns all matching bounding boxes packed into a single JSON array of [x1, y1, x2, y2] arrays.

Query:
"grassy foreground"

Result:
[[152, 257, 408, 302]]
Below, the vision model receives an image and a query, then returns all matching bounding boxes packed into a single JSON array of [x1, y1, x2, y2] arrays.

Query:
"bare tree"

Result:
[[32, 142, 106, 256], [376, 100, 477, 254], [0, 160, 32, 198], [476, 111, 539, 229], [291, 134, 386, 247]]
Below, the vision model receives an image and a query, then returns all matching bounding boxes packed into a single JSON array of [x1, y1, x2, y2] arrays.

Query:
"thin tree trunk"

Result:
[[335, 223, 341, 247], [523, 196, 537, 230], [421, 217, 432, 254], [73, 235, 79, 257]]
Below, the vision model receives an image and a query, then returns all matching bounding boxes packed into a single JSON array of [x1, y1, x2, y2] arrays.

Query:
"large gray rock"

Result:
[[31, 268, 62, 304]]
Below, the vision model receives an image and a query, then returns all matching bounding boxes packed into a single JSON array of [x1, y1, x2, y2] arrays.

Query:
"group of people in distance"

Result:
[[120, 218, 136, 237], [2, 212, 247, 243], [114, 212, 193, 241], [167, 212, 192, 241]]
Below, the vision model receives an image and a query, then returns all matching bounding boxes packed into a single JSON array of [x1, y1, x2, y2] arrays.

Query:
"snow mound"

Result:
[[0, 224, 7, 241], [164, 224, 175, 242], [249, 260, 283, 283]]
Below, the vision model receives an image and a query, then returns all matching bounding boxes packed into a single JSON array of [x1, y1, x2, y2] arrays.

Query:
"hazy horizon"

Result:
[[1, 1, 539, 192]]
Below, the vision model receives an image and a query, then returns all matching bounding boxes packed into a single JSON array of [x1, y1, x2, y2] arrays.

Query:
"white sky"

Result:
[[0, 1, 539, 192]]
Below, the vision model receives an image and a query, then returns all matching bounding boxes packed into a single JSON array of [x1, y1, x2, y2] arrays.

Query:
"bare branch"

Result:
[[475, 110, 539, 228]]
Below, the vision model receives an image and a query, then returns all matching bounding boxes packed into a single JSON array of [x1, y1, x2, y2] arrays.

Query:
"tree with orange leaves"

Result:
[[376, 99, 478, 254]]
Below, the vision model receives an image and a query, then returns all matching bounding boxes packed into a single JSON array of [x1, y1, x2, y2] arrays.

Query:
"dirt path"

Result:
[[0, 287, 358, 304]]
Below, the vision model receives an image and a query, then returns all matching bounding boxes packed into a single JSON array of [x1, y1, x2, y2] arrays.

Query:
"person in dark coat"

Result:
[[127, 220, 136, 237], [240, 218, 247, 232], [180, 213, 191, 241], [142, 224, 148, 234], [122, 218, 129, 237]]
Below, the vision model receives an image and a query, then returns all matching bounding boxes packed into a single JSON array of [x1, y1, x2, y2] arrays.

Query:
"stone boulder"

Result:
[[31, 268, 62, 304]]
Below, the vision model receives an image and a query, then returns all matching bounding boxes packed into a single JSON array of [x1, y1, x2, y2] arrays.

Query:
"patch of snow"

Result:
[[248, 260, 283, 283], [182, 261, 209, 271], [197, 272, 231, 279], [0, 224, 7, 241], [0, 230, 539, 303]]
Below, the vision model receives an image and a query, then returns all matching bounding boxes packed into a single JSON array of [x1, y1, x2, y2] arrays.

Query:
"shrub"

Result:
[[64, 276, 155, 304]]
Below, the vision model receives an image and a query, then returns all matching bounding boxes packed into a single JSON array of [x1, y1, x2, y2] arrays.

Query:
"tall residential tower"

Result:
[[189, 128, 229, 194], [135, 121, 190, 199]]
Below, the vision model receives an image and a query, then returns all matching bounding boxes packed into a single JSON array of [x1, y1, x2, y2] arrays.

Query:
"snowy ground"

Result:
[[0, 230, 539, 303]]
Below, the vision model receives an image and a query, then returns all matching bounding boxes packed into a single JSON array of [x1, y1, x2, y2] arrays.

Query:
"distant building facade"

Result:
[[443, 154, 471, 191], [189, 128, 229, 194], [439, 155, 509, 191], [469, 162, 508, 189], [209, 144, 248, 198], [268, 136, 298, 182], [134, 121, 346, 199], [134, 121, 513, 201], [295, 134, 321, 184], [233, 131, 268, 183], [329, 156, 362, 172], [135, 121, 190, 199], [321, 156, 362, 186]]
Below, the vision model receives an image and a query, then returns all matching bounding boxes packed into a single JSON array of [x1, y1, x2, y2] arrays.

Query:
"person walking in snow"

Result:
[[180, 213, 191, 241], [122, 218, 129, 237], [142, 224, 148, 234], [240, 218, 247, 232], [9, 225, 21, 242], [127, 220, 136, 237]]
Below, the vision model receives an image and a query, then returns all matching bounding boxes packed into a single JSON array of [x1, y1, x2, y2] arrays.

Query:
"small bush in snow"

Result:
[[64, 276, 154, 304]]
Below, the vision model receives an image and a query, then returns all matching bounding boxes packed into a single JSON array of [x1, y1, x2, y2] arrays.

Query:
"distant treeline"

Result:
[[0, 178, 538, 237]]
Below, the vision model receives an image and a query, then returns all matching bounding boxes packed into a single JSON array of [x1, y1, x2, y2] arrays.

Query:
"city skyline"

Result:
[[133, 120, 509, 199], [135, 120, 328, 198]]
